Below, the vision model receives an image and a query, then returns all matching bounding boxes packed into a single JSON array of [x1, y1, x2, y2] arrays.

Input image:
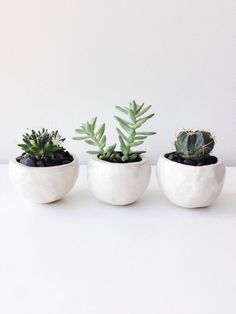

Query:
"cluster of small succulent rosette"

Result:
[[16, 101, 218, 167], [17, 129, 73, 167]]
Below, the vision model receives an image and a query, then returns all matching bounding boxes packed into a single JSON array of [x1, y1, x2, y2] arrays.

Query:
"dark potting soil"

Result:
[[165, 152, 218, 166], [16, 151, 74, 167]]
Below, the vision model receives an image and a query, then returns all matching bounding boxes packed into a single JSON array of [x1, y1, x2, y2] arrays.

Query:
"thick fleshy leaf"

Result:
[[96, 123, 105, 140], [115, 106, 129, 114], [134, 114, 155, 128], [90, 117, 97, 131], [121, 155, 129, 162], [106, 143, 116, 153], [131, 140, 144, 147], [129, 109, 136, 123], [130, 100, 137, 113], [136, 131, 156, 136], [85, 139, 97, 146], [131, 150, 146, 154], [72, 136, 89, 140], [135, 136, 147, 140], [100, 135, 106, 148], [116, 128, 128, 142], [114, 116, 131, 133], [75, 129, 86, 134], [136, 103, 144, 114], [86, 150, 100, 155], [85, 122, 92, 134], [119, 135, 127, 154], [128, 153, 138, 161], [137, 105, 152, 117]]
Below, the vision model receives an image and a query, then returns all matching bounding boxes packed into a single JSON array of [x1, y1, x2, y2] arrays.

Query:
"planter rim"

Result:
[[90, 155, 149, 166], [159, 154, 224, 168], [9, 153, 78, 170]]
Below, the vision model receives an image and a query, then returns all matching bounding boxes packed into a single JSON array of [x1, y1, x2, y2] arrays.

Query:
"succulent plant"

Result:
[[18, 129, 66, 159], [175, 130, 215, 160], [73, 100, 156, 163]]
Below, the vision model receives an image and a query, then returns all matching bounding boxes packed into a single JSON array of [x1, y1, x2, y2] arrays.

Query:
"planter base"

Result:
[[9, 154, 79, 203], [157, 155, 226, 208], [88, 157, 151, 205]]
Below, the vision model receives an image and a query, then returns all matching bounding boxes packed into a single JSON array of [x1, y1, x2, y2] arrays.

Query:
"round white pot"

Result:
[[157, 154, 226, 208], [87, 156, 151, 205], [9, 154, 79, 203]]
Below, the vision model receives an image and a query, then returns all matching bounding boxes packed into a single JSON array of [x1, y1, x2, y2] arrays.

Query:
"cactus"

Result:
[[18, 129, 66, 159], [73, 100, 156, 163], [175, 130, 215, 160]]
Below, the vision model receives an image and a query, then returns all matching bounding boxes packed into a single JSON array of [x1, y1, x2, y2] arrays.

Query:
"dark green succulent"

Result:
[[73, 100, 156, 163], [18, 129, 65, 159], [175, 130, 215, 160]]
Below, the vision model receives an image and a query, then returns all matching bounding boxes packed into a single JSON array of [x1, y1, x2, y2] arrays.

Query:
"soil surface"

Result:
[[165, 152, 218, 166], [16, 151, 74, 167]]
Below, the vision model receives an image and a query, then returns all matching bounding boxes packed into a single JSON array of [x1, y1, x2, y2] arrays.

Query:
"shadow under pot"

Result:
[[9, 154, 79, 203], [87, 156, 151, 205], [157, 155, 226, 208]]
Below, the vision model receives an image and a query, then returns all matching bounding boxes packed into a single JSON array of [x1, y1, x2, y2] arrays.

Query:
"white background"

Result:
[[0, 0, 235, 165]]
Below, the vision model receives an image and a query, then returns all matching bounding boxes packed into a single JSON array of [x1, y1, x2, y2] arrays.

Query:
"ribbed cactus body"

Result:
[[175, 130, 215, 160]]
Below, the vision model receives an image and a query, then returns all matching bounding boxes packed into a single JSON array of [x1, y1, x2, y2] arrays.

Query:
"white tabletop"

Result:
[[0, 164, 236, 314]]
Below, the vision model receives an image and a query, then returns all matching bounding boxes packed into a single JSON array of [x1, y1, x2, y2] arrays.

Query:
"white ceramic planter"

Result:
[[9, 154, 79, 203], [87, 156, 151, 205], [157, 154, 226, 208]]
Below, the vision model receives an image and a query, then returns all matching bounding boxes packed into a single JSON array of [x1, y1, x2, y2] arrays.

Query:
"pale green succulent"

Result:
[[73, 100, 156, 163]]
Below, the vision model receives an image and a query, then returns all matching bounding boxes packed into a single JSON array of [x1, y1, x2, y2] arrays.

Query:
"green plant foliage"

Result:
[[175, 130, 215, 160], [18, 128, 65, 159], [114, 100, 156, 162], [73, 100, 156, 163]]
